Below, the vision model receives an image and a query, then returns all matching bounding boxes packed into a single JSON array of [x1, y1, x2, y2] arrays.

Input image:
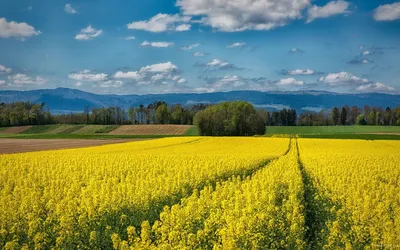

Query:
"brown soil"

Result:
[[109, 125, 192, 135], [1, 126, 32, 134], [0, 139, 148, 154]]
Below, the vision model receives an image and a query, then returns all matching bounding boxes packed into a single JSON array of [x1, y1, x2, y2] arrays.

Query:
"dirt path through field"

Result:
[[0, 139, 148, 154]]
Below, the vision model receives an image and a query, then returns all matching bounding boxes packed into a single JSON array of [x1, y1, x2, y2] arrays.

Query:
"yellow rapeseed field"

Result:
[[0, 137, 289, 249], [298, 139, 400, 249], [1, 137, 399, 249]]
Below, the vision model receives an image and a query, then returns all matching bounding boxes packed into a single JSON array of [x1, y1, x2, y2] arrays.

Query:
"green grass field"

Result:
[[21, 125, 60, 134], [266, 126, 400, 135]]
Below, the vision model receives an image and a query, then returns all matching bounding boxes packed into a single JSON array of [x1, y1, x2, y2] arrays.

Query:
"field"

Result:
[[0, 137, 399, 249], [0, 125, 196, 139], [0, 139, 145, 154], [109, 125, 193, 135]]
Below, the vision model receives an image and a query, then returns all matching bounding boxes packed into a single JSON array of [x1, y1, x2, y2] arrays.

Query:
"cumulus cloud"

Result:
[[125, 36, 136, 40], [65, 4, 77, 14], [197, 59, 242, 71], [227, 42, 246, 48], [7, 74, 47, 86], [276, 78, 304, 86], [127, 14, 191, 32], [140, 41, 174, 48], [74, 82, 82, 87], [374, 2, 400, 21], [0, 80, 5, 85], [176, 0, 310, 32], [196, 75, 308, 93], [307, 0, 350, 23], [318, 72, 368, 86], [181, 43, 200, 50], [289, 48, 304, 53], [356, 82, 395, 93], [362, 50, 370, 55], [75, 25, 102, 40], [68, 70, 108, 82], [0, 65, 11, 74], [284, 69, 316, 75], [0, 18, 41, 39], [113, 62, 185, 88]]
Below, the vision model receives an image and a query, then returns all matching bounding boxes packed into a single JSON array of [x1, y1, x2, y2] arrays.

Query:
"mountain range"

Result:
[[1, 88, 399, 114]]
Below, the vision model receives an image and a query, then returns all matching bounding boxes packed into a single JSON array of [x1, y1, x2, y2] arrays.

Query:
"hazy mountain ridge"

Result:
[[1, 88, 399, 114]]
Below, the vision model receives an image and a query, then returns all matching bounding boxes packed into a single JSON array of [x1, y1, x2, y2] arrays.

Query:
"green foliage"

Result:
[[356, 114, 367, 125], [154, 104, 170, 124], [94, 125, 120, 133], [194, 101, 266, 136], [332, 107, 340, 125]]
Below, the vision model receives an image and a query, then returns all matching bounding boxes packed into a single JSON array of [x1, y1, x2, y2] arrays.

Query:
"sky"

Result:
[[0, 0, 400, 95]]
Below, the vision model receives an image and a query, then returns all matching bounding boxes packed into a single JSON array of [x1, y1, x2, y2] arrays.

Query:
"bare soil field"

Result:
[[1, 126, 32, 134], [109, 125, 192, 135], [0, 139, 147, 154]]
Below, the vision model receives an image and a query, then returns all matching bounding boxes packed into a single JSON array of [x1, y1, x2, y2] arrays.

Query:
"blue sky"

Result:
[[0, 0, 400, 95]]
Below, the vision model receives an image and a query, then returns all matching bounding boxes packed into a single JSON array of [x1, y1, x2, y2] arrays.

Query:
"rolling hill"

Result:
[[1, 88, 399, 114]]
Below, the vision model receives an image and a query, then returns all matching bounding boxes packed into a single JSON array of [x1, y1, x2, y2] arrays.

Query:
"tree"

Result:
[[340, 107, 347, 125], [368, 111, 376, 125], [128, 107, 136, 124], [332, 107, 340, 125], [194, 101, 265, 136], [356, 114, 367, 125], [155, 104, 170, 124]]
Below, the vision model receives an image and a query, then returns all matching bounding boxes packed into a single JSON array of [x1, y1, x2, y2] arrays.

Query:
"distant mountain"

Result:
[[1, 88, 399, 114]]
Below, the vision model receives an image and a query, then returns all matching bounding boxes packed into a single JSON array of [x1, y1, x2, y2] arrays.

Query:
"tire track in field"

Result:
[[296, 139, 344, 249]]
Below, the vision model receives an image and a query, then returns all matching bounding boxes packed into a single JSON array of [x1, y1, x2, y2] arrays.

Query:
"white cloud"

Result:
[[175, 24, 191, 31], [374, 2, 400, 21], [356, 82, 395, 93], [287, 69, 315, 75], [0, 80, 5, 85], [74, 82, 82, 87], [198, 59, 241, 71], [362, 50, 370, 55], [319, 72, 369, 86], [177, 78, 187, 84], [0, 65, 11, 74], [127, 14, 191, 32], [289, 47, 303, 53], [0, 18, 41, 39], [114, 71, 142, 80], [176, 0, 310, 32], [276, 78, 304, 86], [227, 42, 246, 48], [307, 0, 350, 23], [75, 25, 102, 40], [362, 59, 369, 64], [125, 36, 136, 40], [182, 43, 200, 50], [68, 70, 108, 81], [113, 62, 186, 93], [193, 52, 206, 57], [139, 62, 178, 73], [65, 4, 77, 14], [207, 59, 229, 67], [140, 41, 174, 48], [8, 74, 47, 85]]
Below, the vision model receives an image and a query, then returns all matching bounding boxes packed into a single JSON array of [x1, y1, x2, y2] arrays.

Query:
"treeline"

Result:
[[257, 109, 297, 126], [0, 102, 53, 127], [53, 101, 208, 125], [299, 106, 400, 126]]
